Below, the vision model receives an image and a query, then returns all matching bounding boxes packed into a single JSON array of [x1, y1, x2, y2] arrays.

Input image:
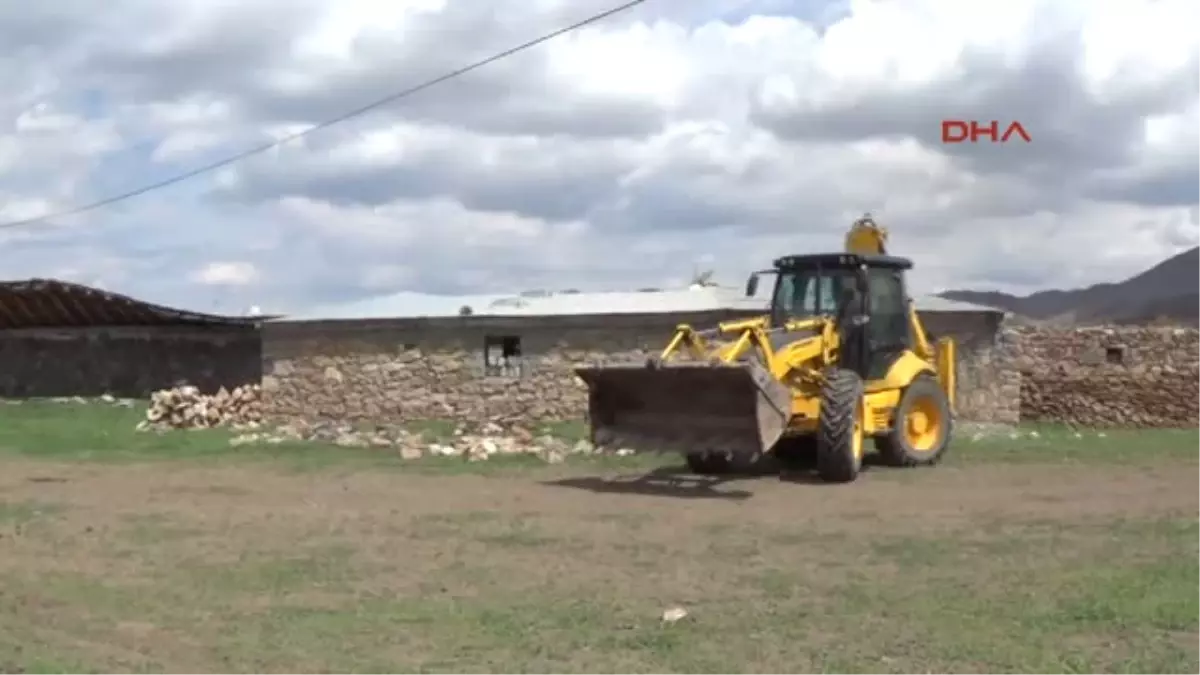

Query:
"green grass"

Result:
[[0, 401, 243, 459], [0, 400, 1194, 472], [0, 498, 62, 526], [0, 508, 1194, 672], [954, 423, 1199, 466], [0, 401, 637, 474]]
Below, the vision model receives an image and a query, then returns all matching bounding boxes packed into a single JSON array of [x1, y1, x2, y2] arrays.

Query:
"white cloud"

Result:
[[190, 261, 260, 286], [0, 0, 1195, 314]]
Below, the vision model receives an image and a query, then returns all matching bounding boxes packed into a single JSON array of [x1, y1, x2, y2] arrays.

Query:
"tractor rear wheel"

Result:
[[816, 368, 865, 483], [876, 374, 952, 467]]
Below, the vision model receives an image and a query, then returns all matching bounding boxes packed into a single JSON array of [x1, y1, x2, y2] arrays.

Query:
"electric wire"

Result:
[[0, 0, 649, 231]]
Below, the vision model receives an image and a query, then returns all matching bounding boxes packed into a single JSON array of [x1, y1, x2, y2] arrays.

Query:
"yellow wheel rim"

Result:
[[904, 396, 943, 452], [852, 399, 864, 459]]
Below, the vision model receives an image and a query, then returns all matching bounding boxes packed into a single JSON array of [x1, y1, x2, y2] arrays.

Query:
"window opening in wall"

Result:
[[1105, 346, 1125, 365], [484, 335, 523, 377]]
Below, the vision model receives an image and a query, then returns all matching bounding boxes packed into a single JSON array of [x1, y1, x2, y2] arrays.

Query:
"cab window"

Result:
[[799, 275, 839, 314], [773, 268, 850, 319], [867, 268, 909, 347]]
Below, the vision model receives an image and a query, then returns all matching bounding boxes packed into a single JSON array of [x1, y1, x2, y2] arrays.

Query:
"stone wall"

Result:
[[920, 310, 1019, 425], [0, 326, 262, 399], [260, 309, 1014, 427], [1011, 326, 1198, 428], [260, 313, 729, 427]]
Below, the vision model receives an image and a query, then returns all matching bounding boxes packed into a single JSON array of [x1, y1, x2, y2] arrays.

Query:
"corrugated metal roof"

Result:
[[0, 278, 265, 329], [280, 286, 1003, 322]]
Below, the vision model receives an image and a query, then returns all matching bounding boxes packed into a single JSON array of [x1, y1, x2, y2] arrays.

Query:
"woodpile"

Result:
[[138, 384, 264, 431]]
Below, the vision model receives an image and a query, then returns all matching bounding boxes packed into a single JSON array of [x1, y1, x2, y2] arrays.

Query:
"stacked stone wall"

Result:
[[259, 311, 1022, 427], [1011, 326, 1198, 428]]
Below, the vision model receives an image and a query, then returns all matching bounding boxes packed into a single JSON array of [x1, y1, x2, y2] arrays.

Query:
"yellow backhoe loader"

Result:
[[574, 215, 956, 483]]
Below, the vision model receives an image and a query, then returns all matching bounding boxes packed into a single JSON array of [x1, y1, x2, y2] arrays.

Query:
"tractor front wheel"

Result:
[[816, 368, 865, 483]]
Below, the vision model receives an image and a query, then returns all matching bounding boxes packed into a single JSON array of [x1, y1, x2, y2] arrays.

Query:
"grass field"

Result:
[[0, 401, 1196, 673]]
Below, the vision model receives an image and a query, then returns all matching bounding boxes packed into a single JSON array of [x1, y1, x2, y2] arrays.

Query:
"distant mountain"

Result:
[[939, 247, 1199, 326]]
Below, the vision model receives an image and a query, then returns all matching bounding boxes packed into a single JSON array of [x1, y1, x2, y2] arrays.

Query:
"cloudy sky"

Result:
[[0, 0, 1196, 315]]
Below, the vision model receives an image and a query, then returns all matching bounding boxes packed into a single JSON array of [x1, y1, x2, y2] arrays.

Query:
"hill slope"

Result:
[[939, 247, 1199, 325]]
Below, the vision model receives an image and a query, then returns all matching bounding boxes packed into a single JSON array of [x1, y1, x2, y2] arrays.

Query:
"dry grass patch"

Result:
[[0, 403, 1195, 672], [0, 450, 1194, 673]]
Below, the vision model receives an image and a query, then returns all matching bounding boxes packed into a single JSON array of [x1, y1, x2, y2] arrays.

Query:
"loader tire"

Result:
[[816, 369, 864, 483], [876, 374, 952, 467]]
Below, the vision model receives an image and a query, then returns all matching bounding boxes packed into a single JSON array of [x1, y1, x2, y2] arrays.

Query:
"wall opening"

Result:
[[484, 335, 523, 377], [1105, 345, 1126, 365]]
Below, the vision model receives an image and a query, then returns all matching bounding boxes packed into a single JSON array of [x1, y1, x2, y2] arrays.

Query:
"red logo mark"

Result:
[[941, 120, 1031, 144]]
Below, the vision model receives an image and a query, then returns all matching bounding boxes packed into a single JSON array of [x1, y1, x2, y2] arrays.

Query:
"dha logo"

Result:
[[941, 120, 1032, 144]]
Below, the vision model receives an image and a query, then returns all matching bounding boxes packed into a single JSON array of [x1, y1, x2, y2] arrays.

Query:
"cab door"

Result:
[[864, 267, 913, 381]]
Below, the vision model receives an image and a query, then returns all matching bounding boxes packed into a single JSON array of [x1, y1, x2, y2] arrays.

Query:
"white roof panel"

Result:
[[279, 287, 1002, 322], [283, 286, 763, 321]]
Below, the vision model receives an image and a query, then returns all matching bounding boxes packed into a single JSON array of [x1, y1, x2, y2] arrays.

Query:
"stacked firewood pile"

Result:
[[137, 384, 264, 431]]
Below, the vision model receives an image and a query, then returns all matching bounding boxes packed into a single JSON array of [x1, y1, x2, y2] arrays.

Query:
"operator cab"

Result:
[[744, 253, 915, 381]]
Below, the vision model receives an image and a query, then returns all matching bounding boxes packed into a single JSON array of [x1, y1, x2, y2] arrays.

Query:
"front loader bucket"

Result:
[[574, 360, 793, 457]]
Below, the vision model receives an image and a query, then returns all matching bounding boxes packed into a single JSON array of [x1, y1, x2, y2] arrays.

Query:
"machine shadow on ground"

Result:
[[542, 452, 897, 499]]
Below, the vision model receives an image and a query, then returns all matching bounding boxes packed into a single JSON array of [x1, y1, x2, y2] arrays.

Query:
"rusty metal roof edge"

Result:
[[0, 278, 265, 327]]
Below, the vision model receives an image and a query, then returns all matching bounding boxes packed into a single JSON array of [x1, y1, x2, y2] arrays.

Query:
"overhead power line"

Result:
[[0, 0, 649, 231]]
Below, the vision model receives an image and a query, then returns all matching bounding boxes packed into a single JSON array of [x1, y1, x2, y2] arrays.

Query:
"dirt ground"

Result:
[[0, 454, 1196, 673]]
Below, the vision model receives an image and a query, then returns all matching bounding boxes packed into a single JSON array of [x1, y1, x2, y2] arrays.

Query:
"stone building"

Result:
[[0, 278, 264, 398], [259, 287, 1015, 427]]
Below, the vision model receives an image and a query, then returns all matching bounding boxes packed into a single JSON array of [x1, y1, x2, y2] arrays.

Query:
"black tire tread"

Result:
[[816, 368, 864, 483]]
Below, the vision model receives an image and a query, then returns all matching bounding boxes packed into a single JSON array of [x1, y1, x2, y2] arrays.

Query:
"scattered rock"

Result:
[[661, 606, 688, 623], [45, 394, 138, 407], [229, 433, 260, 447], [222, 419, 611, 464]]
